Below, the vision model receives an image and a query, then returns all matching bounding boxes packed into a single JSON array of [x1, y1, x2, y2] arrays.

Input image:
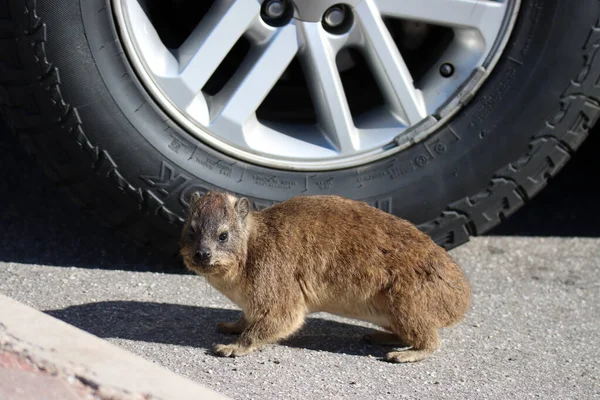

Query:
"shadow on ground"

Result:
[[1, 120, 598, 270], [45, 301, 384, 358]]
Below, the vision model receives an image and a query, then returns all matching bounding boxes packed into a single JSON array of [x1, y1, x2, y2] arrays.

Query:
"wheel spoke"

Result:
[[298, 21, 358, 154], [160, 0, 260, 109], [210, 24, 299, 142], [375, 0, 506, 47], [355, 0, 427, 126]]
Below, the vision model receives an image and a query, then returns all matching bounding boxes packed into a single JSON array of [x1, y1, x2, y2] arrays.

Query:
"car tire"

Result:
[[0, 0, 598, 259]]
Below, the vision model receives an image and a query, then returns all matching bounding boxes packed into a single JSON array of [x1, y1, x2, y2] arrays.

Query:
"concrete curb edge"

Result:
[[0, 293, 230, 400]]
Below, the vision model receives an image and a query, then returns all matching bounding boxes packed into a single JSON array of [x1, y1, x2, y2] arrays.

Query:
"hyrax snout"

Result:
[[180, 191, 471, 363]]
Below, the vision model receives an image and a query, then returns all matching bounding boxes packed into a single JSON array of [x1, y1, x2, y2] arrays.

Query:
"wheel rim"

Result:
[[113, 0, 520, 171]]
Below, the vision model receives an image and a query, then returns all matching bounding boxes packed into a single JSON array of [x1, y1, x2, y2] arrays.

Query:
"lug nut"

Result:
[[261, 0, 292, 27], [440, 63, 455, 78], [264, 0, 285, 19], [322, 4, 353, 34], [324, 6, 346, 28]]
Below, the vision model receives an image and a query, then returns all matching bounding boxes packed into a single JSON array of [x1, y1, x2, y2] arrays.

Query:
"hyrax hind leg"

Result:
[[384, 293, 442, 363], [214, 306, 305, 358]]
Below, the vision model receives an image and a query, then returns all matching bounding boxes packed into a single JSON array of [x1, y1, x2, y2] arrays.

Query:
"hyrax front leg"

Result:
[[216, 315, 248, 335], [214, 307, 305, 358]]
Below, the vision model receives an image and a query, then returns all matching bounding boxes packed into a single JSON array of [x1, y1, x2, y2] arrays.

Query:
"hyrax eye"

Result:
[[218, 232, 229, 242]]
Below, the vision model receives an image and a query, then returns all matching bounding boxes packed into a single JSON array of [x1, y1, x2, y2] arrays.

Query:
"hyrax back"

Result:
[[180, 191, 471, 363]]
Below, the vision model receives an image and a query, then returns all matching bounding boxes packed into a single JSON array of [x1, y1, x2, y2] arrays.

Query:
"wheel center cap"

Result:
[[291, 0, 360, 22]]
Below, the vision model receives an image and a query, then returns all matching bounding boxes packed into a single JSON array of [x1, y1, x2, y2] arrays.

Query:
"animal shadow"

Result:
[[45, 301, 386, 357]]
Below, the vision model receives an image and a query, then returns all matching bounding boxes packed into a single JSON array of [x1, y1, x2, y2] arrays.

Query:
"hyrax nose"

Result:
[[195, 250, 211, 263]]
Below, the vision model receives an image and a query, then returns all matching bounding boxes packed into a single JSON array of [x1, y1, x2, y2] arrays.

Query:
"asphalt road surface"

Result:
[[1, 238, 599, 399], [1, 122, 599, 399]]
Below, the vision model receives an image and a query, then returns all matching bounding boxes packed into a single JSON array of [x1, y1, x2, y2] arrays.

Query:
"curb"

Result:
[[0, 294, 229, 400]]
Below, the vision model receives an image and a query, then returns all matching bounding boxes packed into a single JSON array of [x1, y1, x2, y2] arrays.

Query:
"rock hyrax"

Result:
[[180, 191, 471, 363]]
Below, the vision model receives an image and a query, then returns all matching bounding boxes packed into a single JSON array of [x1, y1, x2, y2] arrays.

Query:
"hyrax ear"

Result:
[[190, 191, 203, 205], [235, 197, 250, 221]]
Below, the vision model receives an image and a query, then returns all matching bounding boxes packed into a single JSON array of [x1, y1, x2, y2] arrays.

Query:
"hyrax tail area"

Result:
[[382, 251, 471, 362], [429, 253, 472, 328], [391, 249, 471, 328]]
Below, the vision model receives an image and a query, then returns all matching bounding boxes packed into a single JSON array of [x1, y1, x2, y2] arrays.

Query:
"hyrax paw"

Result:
[[216, 322, 243, 335], [213, 343, 253, 358], [386, 350, 432, 363]]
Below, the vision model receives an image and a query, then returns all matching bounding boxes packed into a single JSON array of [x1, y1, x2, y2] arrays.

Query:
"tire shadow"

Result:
[[45, 301, 385, 358], [0, 120, 179, 271]]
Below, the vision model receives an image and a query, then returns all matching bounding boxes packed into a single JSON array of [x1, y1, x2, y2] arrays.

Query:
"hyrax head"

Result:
[[180, 191, 251, 276]]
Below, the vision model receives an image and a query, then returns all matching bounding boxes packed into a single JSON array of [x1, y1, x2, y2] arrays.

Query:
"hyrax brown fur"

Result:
[[180, 191, 471, 363]]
